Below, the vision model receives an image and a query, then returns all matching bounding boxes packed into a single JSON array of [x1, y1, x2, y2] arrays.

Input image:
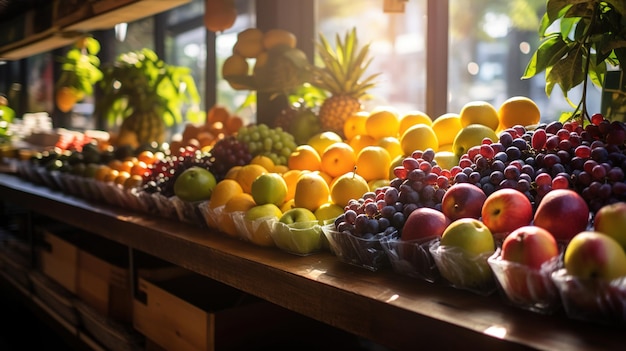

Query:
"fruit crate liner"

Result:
[[150, 193, 178, 220], [551, 268, 626, 326], [234, 213, 278, 248], [381, 236, 441, 283], [429, 241, 497, 296], [321, 224, 395, 272], [170, 196, 206, 228], [488, 249, 562, 315]]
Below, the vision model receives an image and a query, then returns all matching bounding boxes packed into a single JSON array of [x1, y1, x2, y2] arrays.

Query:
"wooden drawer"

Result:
[[77, 249, 132, 323], [39, 229, 79, 294]]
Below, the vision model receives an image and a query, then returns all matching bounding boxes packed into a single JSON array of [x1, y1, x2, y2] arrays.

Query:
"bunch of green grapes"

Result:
[[236, 123, 297, 166]]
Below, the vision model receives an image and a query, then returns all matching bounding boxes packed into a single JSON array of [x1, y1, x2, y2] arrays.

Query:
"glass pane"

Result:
[[316, 0, 428, 113], [447, 0, 601, 123], [113, 17, 155, 55], [215, 0, 256, 124]]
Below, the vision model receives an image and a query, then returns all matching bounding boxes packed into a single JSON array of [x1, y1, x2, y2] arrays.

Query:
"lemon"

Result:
[[459, 101, 500, 130], [452, 124, 498, 157], [355, 146, 391, 182], [294, 172, 330, 212], [307, 131, 343, 156], [431, 113, 462, 146], [433, 151, 460, 170], [399, 110, 432, 136], [400, 124, 439, 156], [365, 107, 400, 140], [330, 171, 370, 208]]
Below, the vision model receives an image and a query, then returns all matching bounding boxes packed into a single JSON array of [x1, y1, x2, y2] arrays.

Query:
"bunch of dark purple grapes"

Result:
[[208, 135, 252, 180], [141, 146, 214, 197], [450, 114, 626, 212], [333, 149, 453, 239]]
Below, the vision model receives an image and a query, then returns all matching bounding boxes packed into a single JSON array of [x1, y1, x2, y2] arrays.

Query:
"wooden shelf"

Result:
[[0, 173, 623, 351], [0, 0, 191, 60]]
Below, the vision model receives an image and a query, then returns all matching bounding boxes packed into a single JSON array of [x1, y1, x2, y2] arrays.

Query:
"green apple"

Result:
[[564, 231, 626, 281], [280, 207, 317, 224], [289, 109, 322, 145], [437, 218, 496, 290], [250, 172, 288, 206], [593, 202, 626, 251], [173, 166, 217, 202], [244, 203, 283, 247], [274, 207, 323, 255]]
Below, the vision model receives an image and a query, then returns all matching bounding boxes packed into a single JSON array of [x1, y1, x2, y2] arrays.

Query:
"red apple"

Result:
[[401, 207, 451, 241], [492, 225, 560, 308], [481, 188, 533, 238], [593, 202, 626, 251], [564, 231, 626, 281], [501, 226, 559, 270], [441, 183, 487, 221], [533, 189, 590, 242]]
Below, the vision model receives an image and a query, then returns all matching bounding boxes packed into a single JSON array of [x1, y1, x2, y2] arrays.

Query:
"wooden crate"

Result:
[[38, 228, 79, 294], [133, 273, 319, 351], [77, 249, 132, 323]]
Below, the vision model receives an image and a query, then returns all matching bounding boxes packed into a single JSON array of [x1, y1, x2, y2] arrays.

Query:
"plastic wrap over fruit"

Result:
[[235, 213, 277, 247], [271, 221, 324, 256], [381, 236, 441, 283], [551, 269, 626, 326], [321, 223, 397, 272], [488, 249, 562, 314], [429, 241, 496, 295]]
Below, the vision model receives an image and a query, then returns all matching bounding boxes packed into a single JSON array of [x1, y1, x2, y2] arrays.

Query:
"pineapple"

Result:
[[313, 28, 380, 136]]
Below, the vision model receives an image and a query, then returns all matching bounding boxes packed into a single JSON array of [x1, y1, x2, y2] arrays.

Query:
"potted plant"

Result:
[[96, 48, 201, 148], [523, 0, 626, 122]]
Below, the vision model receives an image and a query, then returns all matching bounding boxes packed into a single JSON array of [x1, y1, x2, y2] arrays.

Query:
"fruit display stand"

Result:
[[0, 173, 623, 351]]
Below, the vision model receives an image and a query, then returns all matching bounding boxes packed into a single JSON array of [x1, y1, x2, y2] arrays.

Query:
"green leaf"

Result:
[[547, 44, 586, 97], [523, 34, 568, 78], [587, 58, 606, 87]]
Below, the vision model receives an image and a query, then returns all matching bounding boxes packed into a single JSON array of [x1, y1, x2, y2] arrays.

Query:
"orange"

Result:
[[294, 172, 330, 212], [355, 146, 391, 182], [287, 145, 321, 171], [137, 150, 158, 165], [114, 171, 131, 186], [313, 170, 333, 185], [343, 111, 369, 141], [130, 161, 149, 177], [348, 134, 377, 155], [271, 164, 289, 174], [400, 124, 439, 156], [377, 136, 403, 160], [459, 101, 500, 130], [224, 165, 242, 180], [498, 96, 541, 128], [250, 155, 275, 171], [307, 131, 343, 157], [320, 142, 356, 178], [330, 171, 370, 207], [222, 55, 250, 90], [94, 165, 113, 182], [431, 113, 462, 146], [123, 174, 144, 190], [221, 193, 257, 237], [235, 164, 268, 194], [102, 169, 119, 183], [282, 169, 303, 201], [365, 107, 400, 140], [207, 105, 231, 124], [233, 28, 264, 58], [399, 110, 432, 136], [55, 87, 79, 113], [107, 159, 124, 172], [119, 160, 135, 174], [209, 179, 244, 209], [262, 29, 297, 49]]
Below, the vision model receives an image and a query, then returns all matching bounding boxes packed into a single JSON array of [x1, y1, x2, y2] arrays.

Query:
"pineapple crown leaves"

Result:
[[312, 27, 380, 98], [55, 37, 103, 96], [96, 48, 200, 128], [522, 0, 626, 121]]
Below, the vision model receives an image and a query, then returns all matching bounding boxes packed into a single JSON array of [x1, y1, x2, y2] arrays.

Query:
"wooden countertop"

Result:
[[0, 173, 623, 351]]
